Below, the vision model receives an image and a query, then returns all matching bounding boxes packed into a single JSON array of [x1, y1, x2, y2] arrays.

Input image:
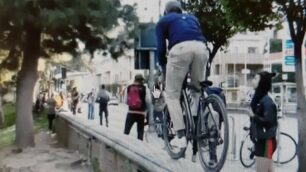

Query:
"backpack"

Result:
[[97, 92, 109, 105], [98, 96, 108, 104], [207, 87, 226, 106], [127, 84, 145, 110]]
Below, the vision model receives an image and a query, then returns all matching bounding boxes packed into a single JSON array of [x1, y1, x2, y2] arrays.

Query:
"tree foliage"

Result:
[[0, 0, 138, 65], [221, 0, 280, 31], [180, 0, 239, 76], [0, 0, 138, 148]]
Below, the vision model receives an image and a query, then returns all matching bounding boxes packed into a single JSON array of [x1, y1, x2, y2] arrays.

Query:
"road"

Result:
[[72, 103, 298, 172]]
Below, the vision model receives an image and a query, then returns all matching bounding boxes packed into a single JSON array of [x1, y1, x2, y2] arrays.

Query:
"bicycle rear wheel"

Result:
[[239, 134, 256, 168], [162, 106, 187, 159], [197, 94, 229, 172], [273, 132, 297, 164]]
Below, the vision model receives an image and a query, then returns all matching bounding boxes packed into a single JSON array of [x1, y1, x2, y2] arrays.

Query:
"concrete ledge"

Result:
[[55, 112, 172, 172]]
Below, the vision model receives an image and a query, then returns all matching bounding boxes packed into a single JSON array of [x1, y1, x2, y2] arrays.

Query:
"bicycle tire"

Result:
[[197, 94, 229, 172], [239, 132, 297, 168], [273, 132, 297, 164], [239, 134, 256, 168], [162, 106, 187, 159]]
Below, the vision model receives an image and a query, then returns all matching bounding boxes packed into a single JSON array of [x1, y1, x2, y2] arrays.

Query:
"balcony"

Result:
[[214, 53, 265, 65]]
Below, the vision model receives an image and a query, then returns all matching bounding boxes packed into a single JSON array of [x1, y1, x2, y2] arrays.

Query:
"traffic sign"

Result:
[[282, 39, 295, 72]]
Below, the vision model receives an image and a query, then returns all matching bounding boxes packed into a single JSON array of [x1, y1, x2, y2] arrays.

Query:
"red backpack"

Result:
[[127, 84, 145, 110]]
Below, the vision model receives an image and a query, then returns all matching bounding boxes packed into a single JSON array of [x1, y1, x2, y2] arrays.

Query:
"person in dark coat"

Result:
[[250, 71, 277, 172]]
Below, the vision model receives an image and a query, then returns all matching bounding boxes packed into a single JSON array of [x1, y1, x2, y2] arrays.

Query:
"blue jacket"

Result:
[[155, 12, 206, 66]]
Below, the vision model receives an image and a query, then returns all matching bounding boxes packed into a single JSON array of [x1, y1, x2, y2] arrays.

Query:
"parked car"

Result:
[[108, 97, 119, 105]]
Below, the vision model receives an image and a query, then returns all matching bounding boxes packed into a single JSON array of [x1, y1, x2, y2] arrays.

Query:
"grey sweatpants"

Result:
[[165, 41, 209, 131]]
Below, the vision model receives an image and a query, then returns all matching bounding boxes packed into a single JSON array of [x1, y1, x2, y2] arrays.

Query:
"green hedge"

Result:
[[3, 103, 16, 128], [0, 104, 49, 149]]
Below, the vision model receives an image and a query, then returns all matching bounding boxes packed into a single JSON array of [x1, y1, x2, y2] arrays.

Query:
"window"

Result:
[[272, 86, 281, 94], [215, 65, 220, 75], [115, 74, 119, 83], [232, 91, 237, 101], [248, 47, 258, 54], [287, 87, 297, 103]]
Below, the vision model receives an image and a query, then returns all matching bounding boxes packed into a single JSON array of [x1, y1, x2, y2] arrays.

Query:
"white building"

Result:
[[92, 50, 148, 99], [211, 32, 269, 104], [211, 22, 306, 105]]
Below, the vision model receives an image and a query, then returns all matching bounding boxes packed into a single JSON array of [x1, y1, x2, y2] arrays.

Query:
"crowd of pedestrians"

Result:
[[39, 69, 279, 172]]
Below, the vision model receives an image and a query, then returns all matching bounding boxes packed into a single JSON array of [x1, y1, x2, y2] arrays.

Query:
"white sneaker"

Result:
[[170, 136, 187, 149], [192, 155, 197, 163]]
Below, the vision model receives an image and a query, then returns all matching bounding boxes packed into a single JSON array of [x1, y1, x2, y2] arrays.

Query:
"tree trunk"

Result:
[[15, 24, 41, 148], [0, 96, 4, 128], [206, 44, 221, 78], [294, 43, 306, 172]]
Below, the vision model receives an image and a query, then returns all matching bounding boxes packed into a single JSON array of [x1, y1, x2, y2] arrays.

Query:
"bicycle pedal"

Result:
[[250, 151, 255, 159], [198, 132, 210, 139]]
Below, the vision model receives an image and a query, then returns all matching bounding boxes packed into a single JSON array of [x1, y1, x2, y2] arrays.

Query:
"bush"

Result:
[[3, 103, 48, 129], [3, 103, 16, 128]]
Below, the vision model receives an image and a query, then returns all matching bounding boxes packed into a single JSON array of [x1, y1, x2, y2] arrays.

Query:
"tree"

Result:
[[221, 0, 306, 171], [0, 84, 4, 127], [180, 0, 239, 77], [0, 0, 138, 148], [0, 51, 17, 128]]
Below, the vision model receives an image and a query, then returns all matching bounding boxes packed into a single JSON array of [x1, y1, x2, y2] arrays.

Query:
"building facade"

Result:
[[210, 32, 269, 104]]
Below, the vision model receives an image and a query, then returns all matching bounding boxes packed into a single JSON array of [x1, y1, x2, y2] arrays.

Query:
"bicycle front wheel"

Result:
[[197, 94, 229, 172], [162, 106, 187, 159], [273, 132, 297, 164], [239, 133, 256, 168]]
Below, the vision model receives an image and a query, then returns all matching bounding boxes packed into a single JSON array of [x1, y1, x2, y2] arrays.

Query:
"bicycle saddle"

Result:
[[200, 80, 213, 87]]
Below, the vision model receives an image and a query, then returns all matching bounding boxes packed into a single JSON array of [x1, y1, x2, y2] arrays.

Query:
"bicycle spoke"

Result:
[[197, 94, 229, 172], [273, 132, 297, 164], [240, 134, 256, 168]]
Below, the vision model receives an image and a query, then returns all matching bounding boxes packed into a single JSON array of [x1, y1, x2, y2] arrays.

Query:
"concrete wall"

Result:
[[54, 115, 168, 172]]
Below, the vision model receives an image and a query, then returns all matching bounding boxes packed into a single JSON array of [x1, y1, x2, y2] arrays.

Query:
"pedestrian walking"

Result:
[[46, 93, 56, 132], [250, 71, 277, 172], [34, 93, 44, 113], [87, 89, 96, 120], [97, 85, 110, 126], [123, 74, 151, 141], [55, 91, 64, 110], [71, 87, 80, 115]]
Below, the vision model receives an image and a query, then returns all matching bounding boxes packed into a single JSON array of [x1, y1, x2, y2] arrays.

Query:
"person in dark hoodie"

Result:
[[250, 71, 277, 172]]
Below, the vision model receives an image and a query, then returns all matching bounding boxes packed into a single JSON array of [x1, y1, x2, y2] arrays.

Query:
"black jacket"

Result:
[[252, 95, 278, 139]]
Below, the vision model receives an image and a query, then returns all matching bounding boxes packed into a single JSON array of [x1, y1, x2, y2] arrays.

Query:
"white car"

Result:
[[108, 97, 119, 105]]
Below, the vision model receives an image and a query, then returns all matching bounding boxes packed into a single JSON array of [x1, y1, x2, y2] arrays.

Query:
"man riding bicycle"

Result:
[[156, 1, 209, 151]]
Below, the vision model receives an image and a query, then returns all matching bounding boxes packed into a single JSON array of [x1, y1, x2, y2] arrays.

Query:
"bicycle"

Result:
[[239, 115, 297, 168], [162, 75, 229, 172]]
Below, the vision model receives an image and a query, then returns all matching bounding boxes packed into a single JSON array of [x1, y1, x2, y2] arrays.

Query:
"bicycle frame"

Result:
[[181, 88, 195, 140], [181, 83, 211, 141]]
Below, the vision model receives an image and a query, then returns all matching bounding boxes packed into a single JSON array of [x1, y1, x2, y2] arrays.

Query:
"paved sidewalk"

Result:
[[68, 103, 298, 172]]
